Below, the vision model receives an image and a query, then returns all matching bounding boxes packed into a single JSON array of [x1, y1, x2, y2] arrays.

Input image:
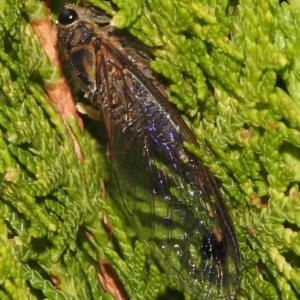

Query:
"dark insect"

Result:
[[56, 3, 242, 299]]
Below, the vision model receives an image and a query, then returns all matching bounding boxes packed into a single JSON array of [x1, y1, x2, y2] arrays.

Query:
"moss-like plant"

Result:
[[1, 0, 300, 299]]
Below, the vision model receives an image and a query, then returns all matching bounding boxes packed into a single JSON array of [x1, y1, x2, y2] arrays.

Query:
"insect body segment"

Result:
[[56, 4, 242, 299]]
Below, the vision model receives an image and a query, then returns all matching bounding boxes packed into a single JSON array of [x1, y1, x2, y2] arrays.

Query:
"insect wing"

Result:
[[92, 38, 241, 298]]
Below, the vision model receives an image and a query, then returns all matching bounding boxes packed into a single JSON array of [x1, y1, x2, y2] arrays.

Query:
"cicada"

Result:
[[56, 3, 242, 299]]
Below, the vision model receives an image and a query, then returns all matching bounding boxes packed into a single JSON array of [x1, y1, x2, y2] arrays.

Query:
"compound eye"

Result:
[[57, 8, 78, 25]]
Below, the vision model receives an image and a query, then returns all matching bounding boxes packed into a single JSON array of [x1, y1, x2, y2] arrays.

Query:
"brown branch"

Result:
[[30, 1, 83, 160]]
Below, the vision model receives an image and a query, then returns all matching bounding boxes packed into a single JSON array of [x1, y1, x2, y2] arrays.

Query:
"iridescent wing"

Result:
[[91, 34, 241, 299]]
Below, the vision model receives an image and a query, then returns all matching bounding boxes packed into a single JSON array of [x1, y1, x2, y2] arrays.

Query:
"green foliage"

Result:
[[1, 0, 300, 299]]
